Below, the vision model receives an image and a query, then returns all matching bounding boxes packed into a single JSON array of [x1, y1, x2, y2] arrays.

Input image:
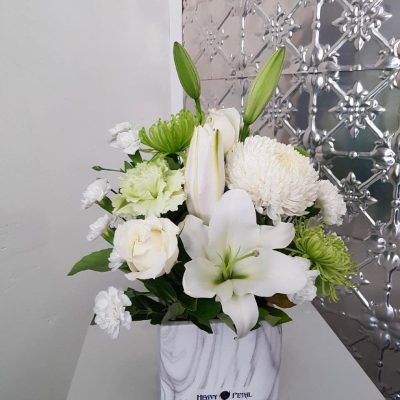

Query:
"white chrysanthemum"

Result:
[[288, 266, 319, 305], [93, 287, 132, 339], [81, 179, 111, 210], [109, 122, 140, 154], [226, 136, 319, 223], [86, 214, 115, 241], [315, 180, 347, 226]]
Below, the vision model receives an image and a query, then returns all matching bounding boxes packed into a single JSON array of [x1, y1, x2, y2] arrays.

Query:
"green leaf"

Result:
[[189, 315, 213, 334], [142, 277, 178, 304], [128, 150, 142, 165], [162, 302, 186, 324], [179, 294, 197, 311], [173, 42, 201, 100], [294, 146, 309, 157], [97, 196, 113, 213], [101, 227, 114, 245], [258, 305, 292, 327], [124, 161, 134, 171], [217, 313, 236, 332], [243, 47, 285, 128], [68, 248, 112, 276], [191, 298, 221, 320]]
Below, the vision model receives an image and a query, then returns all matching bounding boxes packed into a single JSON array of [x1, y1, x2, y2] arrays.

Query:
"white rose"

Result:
[[113, 215, 179, 280], [109, 122, 140, 154], [206, 108, 240, 153], [81, 178, 111, 210]]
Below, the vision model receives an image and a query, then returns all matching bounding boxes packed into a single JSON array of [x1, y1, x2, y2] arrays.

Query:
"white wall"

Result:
[[0, 1, 171, 399]]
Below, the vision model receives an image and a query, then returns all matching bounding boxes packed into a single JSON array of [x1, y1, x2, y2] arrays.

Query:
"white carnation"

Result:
[[315, 180, 347, 226], [93, 287, 132, 339], [109, 122, 140, 154], [81, 178, 111, 210], [288, 264, 320, 305], [108, 248, 125, 271], [226, 136, 319, 223], [86, 214, 115, 241]]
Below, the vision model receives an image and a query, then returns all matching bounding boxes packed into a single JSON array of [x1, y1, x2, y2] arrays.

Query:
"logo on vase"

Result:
[[196, 391, 252, 400]]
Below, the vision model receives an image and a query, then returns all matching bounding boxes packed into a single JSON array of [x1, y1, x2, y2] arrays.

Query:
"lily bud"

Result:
[[243, 47, 285, 127], [173, 42, 201, 100], [184, 124, 225, 223]]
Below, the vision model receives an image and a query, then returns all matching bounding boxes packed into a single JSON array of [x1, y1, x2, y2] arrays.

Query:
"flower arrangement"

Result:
[[69, 43, 356, 339]]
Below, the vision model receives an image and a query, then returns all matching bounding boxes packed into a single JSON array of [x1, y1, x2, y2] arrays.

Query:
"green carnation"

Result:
[[112, 158, 186, 218], [139, 109, 197, 155], [293, 222, 357, 302]]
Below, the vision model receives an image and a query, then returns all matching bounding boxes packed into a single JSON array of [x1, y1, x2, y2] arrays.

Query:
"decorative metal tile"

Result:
[[183, 0, 400, 398]]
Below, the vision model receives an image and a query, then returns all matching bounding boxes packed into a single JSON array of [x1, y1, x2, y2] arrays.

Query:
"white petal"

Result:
[[259, 222, 295, 249], [208, 189, 259, 254], [232, 250, 308, 297], [182, 258, 220, 299], [180, 215, 209, 259], [215, 280, 234, 303], [221, 294, 259, 338], [184, 125, 225, 223], [108, 249, 124, 271]]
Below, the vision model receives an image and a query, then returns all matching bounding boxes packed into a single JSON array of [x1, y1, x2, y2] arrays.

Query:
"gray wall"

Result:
[[0, 1, 171, 399]]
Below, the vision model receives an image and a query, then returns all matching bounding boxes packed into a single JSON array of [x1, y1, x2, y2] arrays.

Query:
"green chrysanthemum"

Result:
[[139, 109, 197, 155], [112, 158, 186, 218], [293, 222, 357, 302]]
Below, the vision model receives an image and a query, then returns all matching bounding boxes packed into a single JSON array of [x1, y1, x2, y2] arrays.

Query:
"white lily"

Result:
[[184, 124, 225, 224], [181, 189, 309, 338]]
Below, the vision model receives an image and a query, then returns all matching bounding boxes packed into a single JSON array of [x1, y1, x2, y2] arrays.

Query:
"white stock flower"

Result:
[[206, 108, 240, 153], [86, 214, 115, 241], [113, 215, 179, 280], [185, 124, 225, 223], [288, 266, 319, 305], [94, 287, 132, 339], [181, 189, 309, 338], [109, 122, 140, 154], [81, 179, 111, 210], [226, 136, 319, 223], [315, 180, 347, 226]]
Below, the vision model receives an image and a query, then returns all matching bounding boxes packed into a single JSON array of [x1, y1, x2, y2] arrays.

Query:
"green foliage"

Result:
[[293, 222, 357, 302], [97, 196, 113, 213], [68, 249, 112, 276], [258, 305, 292, 326], [294, 146, 309, 157], [241, 47, 285, 140], [142, 276, 178, 304], [128, 151, 142, 166], [139, 109, 197, 155]]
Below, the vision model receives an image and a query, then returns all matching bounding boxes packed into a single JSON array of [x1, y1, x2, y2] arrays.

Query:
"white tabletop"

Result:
[[67, 302, 384, 400]]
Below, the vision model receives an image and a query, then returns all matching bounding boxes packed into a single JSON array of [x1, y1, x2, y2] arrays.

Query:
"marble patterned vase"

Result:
[[159, 321, 282, 400]]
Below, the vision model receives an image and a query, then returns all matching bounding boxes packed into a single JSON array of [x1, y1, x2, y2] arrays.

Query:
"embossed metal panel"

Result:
[[182, 1, 400, 398]]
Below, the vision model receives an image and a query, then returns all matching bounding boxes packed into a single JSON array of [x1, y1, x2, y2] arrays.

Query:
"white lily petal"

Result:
[[185, 125, 225, 223], [221, 294, 259, 338], [232, 251, 308, 297], [215, 280, 234, 303], [208, 189, 259, 254], [180, 215, 209, 259], [259, 222, 295, 249], [182, 258, 220, 299]]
